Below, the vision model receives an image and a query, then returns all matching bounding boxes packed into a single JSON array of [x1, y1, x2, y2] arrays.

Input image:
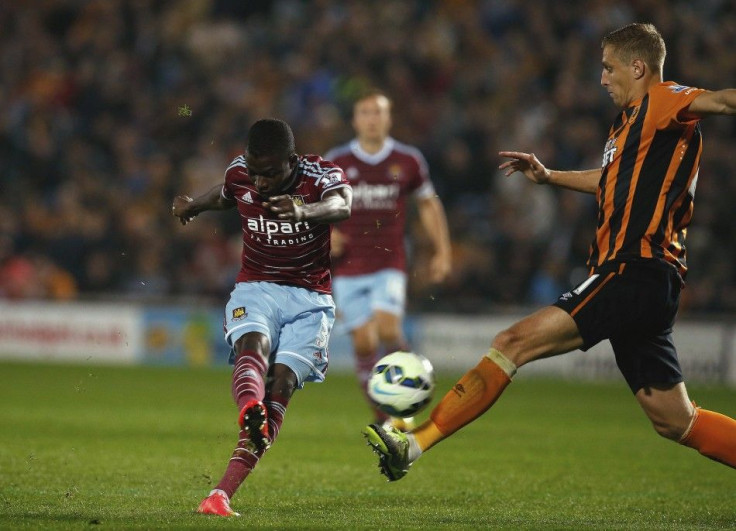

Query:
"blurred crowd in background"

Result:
[[1, 0, 735, 315]]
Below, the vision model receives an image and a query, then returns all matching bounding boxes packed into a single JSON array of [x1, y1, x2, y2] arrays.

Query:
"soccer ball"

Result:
[[367, 351, 435, 417]]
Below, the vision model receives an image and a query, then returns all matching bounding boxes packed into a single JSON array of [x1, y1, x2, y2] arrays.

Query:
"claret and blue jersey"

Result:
[[325, 137, 437, 276], [221, 154, 350, 294]]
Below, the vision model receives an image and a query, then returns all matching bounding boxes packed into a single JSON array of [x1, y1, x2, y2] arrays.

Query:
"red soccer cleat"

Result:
[[197, 490, 239, 517], [238, 399, 271, 452]]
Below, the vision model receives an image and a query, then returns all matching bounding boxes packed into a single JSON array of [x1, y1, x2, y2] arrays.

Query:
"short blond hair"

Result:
[[601, 23, 666, 74], [353, 88, 392, 112]]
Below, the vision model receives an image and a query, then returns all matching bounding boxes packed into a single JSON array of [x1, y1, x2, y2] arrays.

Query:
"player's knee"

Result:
[[268, 364, 298, 398], [352, 327, 378, 356], [491, 328, 524, 364], [234, 349, 269, 367], [234, 332, 270, 359], [640, 392, 695, 442], [269, 377, 296, 399], [649, 417, 688, 441], [353, 338, 377, 357], [377, 329, 403, 350]]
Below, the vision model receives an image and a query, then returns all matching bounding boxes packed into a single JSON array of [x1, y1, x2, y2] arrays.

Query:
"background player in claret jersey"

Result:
[[324, 89, 451, 430], [172, 119, 351, 516], [364, 23, 736, 481]]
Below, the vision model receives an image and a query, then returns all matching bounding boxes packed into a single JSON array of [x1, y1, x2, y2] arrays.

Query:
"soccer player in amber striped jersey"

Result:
[[590, 80, 704, 277], [363, 23, 736, 482], [173, 119, 351, 516], [325, 90, 451, 429]]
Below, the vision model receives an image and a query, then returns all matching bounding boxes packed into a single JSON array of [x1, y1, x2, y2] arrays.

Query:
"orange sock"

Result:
[[413, 348, 516, 452], [679, 407, 736, 469]]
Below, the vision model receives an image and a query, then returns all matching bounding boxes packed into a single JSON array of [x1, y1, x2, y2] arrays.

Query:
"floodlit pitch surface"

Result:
[[1, 361, 734, 529]]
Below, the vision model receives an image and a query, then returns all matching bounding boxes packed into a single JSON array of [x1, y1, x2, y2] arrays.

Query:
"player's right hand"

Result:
[[498, 151, 551, 184], [172, 195, 196, 225]]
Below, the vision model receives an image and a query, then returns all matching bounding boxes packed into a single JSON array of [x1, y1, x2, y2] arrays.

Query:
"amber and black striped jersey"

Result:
[[589, 81, 706, 279]]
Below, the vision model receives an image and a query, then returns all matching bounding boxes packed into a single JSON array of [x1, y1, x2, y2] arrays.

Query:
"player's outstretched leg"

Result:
[[363, 349, 516, 480], [362, 423, 411, 481], [197, 489, 240, 517]]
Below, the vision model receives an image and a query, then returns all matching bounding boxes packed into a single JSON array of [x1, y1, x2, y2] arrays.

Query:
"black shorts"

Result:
[[553, 260, 683, 394]]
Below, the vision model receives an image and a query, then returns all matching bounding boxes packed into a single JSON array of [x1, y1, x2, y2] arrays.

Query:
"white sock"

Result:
[[407, 434, 422, 463], [209, 489, 229, 500]]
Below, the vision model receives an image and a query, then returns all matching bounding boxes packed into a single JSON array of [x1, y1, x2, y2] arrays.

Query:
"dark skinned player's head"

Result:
[[247, 118, 296, 159], [245, 119, 298, 198]]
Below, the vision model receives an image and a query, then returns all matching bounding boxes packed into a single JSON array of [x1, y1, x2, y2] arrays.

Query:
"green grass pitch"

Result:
[[1, 361, 734, 529]]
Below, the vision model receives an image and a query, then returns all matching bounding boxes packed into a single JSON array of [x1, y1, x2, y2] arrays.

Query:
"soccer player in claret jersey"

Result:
[[325, 90, 451, 431], [173, 119, 352, 516], [363, 23, 736, 481]]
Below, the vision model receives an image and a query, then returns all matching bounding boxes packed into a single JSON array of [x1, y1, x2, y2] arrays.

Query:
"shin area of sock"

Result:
[[680, 407, 736, 469], [415, 350, 516, 451], [232, 351, 268, 410]]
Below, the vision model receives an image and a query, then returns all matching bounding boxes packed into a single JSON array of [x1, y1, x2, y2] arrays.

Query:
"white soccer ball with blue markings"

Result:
[[367, 351, 435, 417]]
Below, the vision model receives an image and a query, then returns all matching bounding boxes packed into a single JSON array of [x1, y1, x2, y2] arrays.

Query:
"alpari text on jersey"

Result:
[[245, 214, 315, 245]]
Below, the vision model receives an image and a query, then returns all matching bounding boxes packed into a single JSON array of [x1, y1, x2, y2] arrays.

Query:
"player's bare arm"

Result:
[[172, 184, 235, 225], [264, 187, 352, 223], [498, 151, 600, 194], [417, 196, 452, 283], [686, 88, 736, 116]]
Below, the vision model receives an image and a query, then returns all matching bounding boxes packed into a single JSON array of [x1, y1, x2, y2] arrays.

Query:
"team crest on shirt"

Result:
[[291, 195, 306, 206], [232, 307, 247, 320], [388, 164, 403, 181], [602, 137, 618, 168]]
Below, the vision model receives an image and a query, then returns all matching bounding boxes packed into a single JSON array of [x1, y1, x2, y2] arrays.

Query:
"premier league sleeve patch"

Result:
[[232, 307, 247, 321]]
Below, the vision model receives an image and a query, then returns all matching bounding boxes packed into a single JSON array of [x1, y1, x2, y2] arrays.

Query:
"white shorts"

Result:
[[224, 282, 335, 388], [332, 269, 407, 331]]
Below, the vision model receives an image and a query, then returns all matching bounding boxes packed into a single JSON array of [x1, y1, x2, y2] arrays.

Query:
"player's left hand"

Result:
[[264, 195, 304, 221]]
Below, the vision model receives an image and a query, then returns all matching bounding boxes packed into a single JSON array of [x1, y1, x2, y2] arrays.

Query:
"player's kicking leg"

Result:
[[362, 307, 579, 481]]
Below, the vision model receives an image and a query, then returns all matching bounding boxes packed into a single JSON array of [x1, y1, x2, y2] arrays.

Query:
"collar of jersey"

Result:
[[349, 137, 395, 165]]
